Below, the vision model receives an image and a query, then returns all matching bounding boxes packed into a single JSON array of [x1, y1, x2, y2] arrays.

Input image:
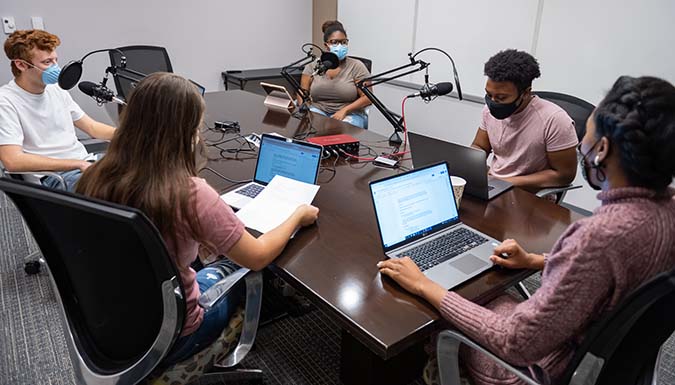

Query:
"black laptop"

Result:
[[408, 132, 512, 200]]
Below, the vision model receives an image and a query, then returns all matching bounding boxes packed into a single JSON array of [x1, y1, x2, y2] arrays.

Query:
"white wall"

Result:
[[341, 0, 675, 212], [0, 0, 312, 124]]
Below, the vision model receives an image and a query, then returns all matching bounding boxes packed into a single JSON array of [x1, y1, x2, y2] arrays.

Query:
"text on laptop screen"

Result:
[[255, 137, 321, 184], [371, 163, 459, 248]]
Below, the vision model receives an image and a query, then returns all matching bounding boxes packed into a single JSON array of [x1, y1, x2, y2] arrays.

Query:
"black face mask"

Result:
[[485, 93, 524, 120], [578, 139, 606, 191]]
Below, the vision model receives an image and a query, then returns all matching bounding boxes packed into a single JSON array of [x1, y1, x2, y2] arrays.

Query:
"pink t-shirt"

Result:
[[479, 96, 578, 179], [164, 177, 245, 336]]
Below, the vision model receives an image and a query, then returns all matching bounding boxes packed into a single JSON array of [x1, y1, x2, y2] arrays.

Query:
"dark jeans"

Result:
[[162, 258, 244, 365]]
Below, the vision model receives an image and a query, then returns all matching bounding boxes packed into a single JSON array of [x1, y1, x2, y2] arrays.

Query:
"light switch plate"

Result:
[[31, 16, 44, 30], [2, 17, 16, 34]]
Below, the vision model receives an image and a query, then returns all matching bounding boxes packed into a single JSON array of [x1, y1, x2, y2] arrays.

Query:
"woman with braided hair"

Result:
[[379, 76, 675, 385]]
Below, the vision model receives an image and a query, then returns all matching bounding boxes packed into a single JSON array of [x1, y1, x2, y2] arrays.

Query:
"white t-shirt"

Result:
[[0, 79, 87, 160]]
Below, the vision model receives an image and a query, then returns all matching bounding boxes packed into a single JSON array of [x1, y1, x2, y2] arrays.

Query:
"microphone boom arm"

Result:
[[356, 56, 429, 144], [281, 53, 315, 105]]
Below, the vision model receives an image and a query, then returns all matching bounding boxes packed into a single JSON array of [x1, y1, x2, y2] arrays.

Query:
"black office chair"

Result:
[[437, 267, 675, 385], [350, 55, 372, 73], [0, 177, 263, 384], [347, 55, 379, 129], [109, 45, 173, 101], [533, 91, 595, 204]]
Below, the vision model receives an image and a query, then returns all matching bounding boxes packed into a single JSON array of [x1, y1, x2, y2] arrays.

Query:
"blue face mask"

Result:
[[329, 44, 349, 61], [40, 63, 61, 85], [20, 60, 61, 85]]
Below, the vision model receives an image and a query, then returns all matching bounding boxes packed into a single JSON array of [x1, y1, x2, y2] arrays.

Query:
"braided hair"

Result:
[[594, 76, 675, 190]]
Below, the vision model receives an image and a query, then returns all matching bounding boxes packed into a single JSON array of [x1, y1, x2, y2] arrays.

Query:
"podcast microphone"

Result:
[[311, 51, 340, 76], [78, 81, 126, 105], [407, 82, 454, 101]]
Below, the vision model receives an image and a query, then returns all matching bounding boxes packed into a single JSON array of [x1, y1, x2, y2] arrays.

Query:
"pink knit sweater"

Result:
[[439, 187, 675, 385]]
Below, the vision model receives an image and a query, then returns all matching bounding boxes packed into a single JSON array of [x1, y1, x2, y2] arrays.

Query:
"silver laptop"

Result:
[[370, 162, 500, 289], [221, 134, 323, 210], [408, 132, 512, 200]]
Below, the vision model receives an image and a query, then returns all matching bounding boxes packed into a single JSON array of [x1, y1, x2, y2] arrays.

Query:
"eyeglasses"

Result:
[[327, 39, 349, 46]]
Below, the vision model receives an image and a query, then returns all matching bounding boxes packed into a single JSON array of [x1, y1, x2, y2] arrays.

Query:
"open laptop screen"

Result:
[[370, 162, 459, 251], [253, 135, 322, 185]]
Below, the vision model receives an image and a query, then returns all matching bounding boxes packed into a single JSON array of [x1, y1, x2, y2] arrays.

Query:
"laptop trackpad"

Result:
[[449, 254, 488, 275]]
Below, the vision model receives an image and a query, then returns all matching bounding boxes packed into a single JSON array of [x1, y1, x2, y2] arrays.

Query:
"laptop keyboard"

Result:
[[394, 228, 488, 271], [235, 184, 264, 198]]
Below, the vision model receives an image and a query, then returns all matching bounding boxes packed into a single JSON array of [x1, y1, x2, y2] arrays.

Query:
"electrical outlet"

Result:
[[2, 17, 16, 34], [31, 16, 44, 30]]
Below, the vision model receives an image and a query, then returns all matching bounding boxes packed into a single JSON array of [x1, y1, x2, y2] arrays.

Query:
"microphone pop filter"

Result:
[[58, 60, 83, 90]]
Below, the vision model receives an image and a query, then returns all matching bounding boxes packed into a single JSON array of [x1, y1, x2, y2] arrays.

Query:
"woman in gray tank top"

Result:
[[300, 20, 372, 129]]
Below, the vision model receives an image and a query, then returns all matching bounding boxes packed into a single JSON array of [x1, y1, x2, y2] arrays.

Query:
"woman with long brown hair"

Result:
[[76, 72, 319, 364]]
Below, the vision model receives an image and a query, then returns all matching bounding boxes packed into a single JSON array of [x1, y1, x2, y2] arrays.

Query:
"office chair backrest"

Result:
[[534, 91, 594, 141], [0, 177, 185, 382], [560, 267, 675, 385], [109, 45, 173, 100], [350, 56, 372, 73]]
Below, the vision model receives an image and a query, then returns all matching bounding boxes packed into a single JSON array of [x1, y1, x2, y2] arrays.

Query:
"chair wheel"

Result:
[[24, 261, 41, 275]]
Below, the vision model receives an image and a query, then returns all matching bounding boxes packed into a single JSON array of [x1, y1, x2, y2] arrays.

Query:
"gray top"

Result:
[[303, 57, 370, 115]]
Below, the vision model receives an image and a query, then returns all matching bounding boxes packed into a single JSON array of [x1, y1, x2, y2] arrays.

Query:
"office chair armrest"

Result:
[[80, 138, 109, 154], [199, 267, 251, 311], [437, 330, 540, 385], [215, 270, 263, 368], [535, 184, 582, 199], [4, 171, 67, 190]]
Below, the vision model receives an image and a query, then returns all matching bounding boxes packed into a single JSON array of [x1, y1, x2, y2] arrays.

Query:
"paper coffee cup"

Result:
[[451, 176, 467, 208]]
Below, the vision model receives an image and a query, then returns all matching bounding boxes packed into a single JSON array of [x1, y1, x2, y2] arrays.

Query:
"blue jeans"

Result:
[[310, 106, 368, 129], [41, 169, 82, 192], [162, 258, 244, 365], [40, 153, 104, 191]]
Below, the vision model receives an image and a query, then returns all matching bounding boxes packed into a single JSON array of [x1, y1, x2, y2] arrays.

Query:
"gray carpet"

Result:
[[0, 190, 673, 385]]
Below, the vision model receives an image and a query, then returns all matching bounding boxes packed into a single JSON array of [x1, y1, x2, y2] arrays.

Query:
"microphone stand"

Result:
[[59, 48, 147, 101], [281, 56, 313, 117], [356, 53, 429, 144], [281, 49, 317, 118]]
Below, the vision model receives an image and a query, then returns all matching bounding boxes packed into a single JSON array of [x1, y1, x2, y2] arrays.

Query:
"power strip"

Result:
[[307, 134, 360, 155]]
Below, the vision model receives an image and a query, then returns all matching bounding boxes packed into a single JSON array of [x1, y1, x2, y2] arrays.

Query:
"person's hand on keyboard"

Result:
[[378, 257, 449, 308], [490, 239, 545, 270], [378, 256, 429, 296]]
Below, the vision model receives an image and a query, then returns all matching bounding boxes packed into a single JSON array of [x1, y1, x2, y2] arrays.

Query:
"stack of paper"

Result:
[[235, 175, 320, 234]]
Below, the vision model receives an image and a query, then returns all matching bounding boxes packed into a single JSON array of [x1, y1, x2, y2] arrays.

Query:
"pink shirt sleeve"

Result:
[[543, 110, 578, 152], [192, 178, 245, 256]]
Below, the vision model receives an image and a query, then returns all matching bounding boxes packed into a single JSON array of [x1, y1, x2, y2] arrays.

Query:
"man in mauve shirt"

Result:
[[471, 49, 578, 193]]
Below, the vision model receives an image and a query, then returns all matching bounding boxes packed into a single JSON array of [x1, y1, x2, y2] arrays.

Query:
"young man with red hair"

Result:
[[0, 29, 115, 191]]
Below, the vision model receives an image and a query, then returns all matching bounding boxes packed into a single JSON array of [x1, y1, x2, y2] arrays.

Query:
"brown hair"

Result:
[[76, 72, 208, 253], [4, 30, 60, 76], [322, 20, 346, 42]]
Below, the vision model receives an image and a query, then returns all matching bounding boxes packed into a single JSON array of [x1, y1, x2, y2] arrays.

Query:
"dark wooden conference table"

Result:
[[201, 90, 584, 385]]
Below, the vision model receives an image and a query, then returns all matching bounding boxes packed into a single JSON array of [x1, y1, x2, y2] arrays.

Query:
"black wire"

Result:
[[207, 134, 247, 148], [293, 112, 318, 140], [318, 151, 340, 184], [359, 143, 379, 158], [411, 47, 463, 100], [301, 43, 324, 55]]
